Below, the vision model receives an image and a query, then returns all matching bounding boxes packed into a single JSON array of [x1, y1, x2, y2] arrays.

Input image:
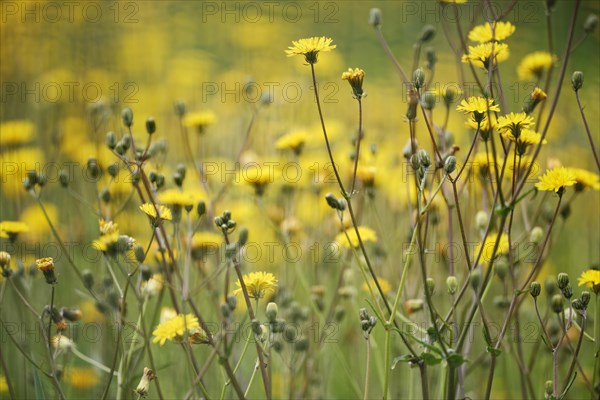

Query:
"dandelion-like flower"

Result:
[[0, 221, 29, 241], [66, 368, 99, 390], [152, 313, 200, 346], [140, 203, 172, 223], [36, 257, 57, 284], [159, 189, 201, 207], [335, 226, 378, 248], [501, 129, 547, 155], [571, 168, 600, 191], [578, 269, 600, 293], [475, 233, 510, 263], [285, 36, 336, 64], [535, 167, 577, 194], [462, 42, 509, 70], [468, 21, 516, 43], [0, 120, 35, 147], [456, 96, 500, 123], [183, 111, 217, 134], [233, 271, 278, 300], [517, 52, 557, 80], [496, 112, 535, 138], [341, 68, 365, 98], [275, 130, 309, 155]]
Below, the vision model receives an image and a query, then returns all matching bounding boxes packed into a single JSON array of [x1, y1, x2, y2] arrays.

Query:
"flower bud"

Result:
[[0, 251, 10, 269], [444, 156, 457, 174], [572, 298, 585, 311], [368, 8, 382, 27], [529, 226, 544, 244], [325, 193, 340, 210], [545, 276, 557, 297], [545, 380, 553, 396], [404, 299, 424, 314], [446, 276, 458, 295], [470, 269, 481, 289], [134, 244, 146, 263], [121, 107, 134, 128], [226, 295, 237, 310], [425, 47, 437, 69], [418, 25, 436, 43], [82, 270, 94, 290], [238, 228, 248, 247], [561, 284, 573, 299], [36, 257, 56, 285], [571, 71, 584, 91], [557, 273, 569, 290], [359, 308, 369, 321], [174, 100, 186, 117], [581, 291, 591, 307], [145, 117, 156, 135], [266, 302, 278, 323], [100, 188, 111, 203], [413, 68, 425, 90], [251, 319, 262, 336], [140, 265, 152, 281], [106, 131, 117, 149], [475, 211, 488, 231], [584, 14, 598, 34], [551, 294, 564, 313], [135, 368, 156, 398], [495, 258, 508, 281], [197, 201, 206, 217], [294, 337, 309, 352], [421, 92, 436, 110], [530, 281, 541, 298], [417, 149, 431, 168], [426, 277, 435, 295], [60, 307, 82, 322]]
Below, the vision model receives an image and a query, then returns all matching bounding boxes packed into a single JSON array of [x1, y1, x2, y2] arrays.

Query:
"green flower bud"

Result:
[[361, 319, 371, 331], [446, 276, 458, 295], [426, 277, 435, 295], [422, 91, 436, 110], [174, 100, 186, 117], [82, 270, 94, 290], [418, 25, 436, 43], [173, 172, 184, 187], [545, 276, 557, 296], [226, 295, 237, 310], [266, 302, 278, 323], [325, 193, 340, 209], [145, 117, 156, 135], [551, 294, 564, 314], [530, 226, 544, 244], [251, 319, 262, 336], [121, 107, 134, 128], [572, 298, 584, 311], [475, 211, 488, 231], [470, 269, 481, 289], [417, 149, 431, 168], [495, 258, 508, 281], [545, 380, 553, 396], [561, 284, 573, 299], [238, 228, 248, 247], [197, 201, 206, 217], [134, 244, 146, 263], [107, 163, 119, 178], [368, 8, 382, 27], [571, 71, 584, 91], [140, 265, 152, 281], [294, 336, 309, 352], [581, 291, 591, 307], [444, 156, 457, 174], [413, 68, 425, 90], [100, 188, 111, 203], [557, 273, 569, 290], [584, 14, 598, 34], [176, 163, 186, 180], [530, 281, 541, 298], [220, 303, 231, 318], [59, 170, 69, 188], [425, 47, 437, 69], [359, 308, 369, 321], [106, 131, 117, 149]]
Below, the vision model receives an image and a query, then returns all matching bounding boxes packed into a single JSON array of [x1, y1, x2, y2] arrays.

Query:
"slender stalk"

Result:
[[592, 294, 600, 400], [574, 90, 600, 170], [364, 335, 372, 400]]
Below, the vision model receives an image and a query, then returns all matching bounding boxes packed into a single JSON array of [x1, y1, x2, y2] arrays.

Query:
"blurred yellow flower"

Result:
[[335, 226, 378, 248], [361, 277, 392, 294], [578, 269, 600, 293], [285, 37, 336, 64], [0, 120, 35, 146], [0, 221, 29, 239], [275, 130, 309, 154], [500, 129, 547, 154], [475, 233, 509, 263], [468, 21, 516, 43], [159, 189, 201, 207], [152, 313, 199, 346], [183, 111, 217, 133], [191, 231, 222, 250], [462, 42, 509, 69], [535, 167, 577, 193], [140, 203, 172, 222], [571, 168, 600, 190], [356, 165, 377, 186], [233, 271, 278, 300], [0, 376, 7, 393], [66, 367, 99, 390], [517, 52, 557, 80]]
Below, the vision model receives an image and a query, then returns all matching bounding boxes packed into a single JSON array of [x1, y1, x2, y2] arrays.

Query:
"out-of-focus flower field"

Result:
[[1, 1, 599, 399]]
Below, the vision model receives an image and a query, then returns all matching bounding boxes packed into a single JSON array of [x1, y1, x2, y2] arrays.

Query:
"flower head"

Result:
[[517, 52, 557, 80], [66, 368, 99, 390], [578, 269, 600, 293], [233, 271, 278, 300], [0, 120, 35, 147], [36, 257, 57, 284], [456, 96, 500, 123], [535, 167, 577, 194], [496, 112, 535, 138], [285, 37, 336, 64], [152, 313, 200, 346], [501, 129, 547, 155], [0, 221, 29, 241], [475, 233, 510, 263], [275, 130, 309, 155], [468, 21, 516, 43], [462, 42, 509, 70], [140, 203, 172, 223], [183, 111, 217, 134], [335, 226, 378, 248], [135, 368, 156, 398], [571, 168, 600, 191], [341, 68, 365, 98], [159, 189, 201, 207]]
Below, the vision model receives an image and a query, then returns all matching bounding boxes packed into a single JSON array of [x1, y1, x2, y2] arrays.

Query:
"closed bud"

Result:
[[140, 265, 152, 281], [197, 201, 206, 217], [82, 270, 94, 290], [173, 172, 184, 187], [174, 100, 186, 117], [325, 193, 340, 209], [418, 25, 436, 43], [572, 298, 584, 311], [368, 8, 382, 27], [294, 336, 309, 352], [361, 319, 371, 331], [581, 291, 591, 307], [446, 276, 458, 294], [121, 107, 133, 127], [530, 281, 541, 298], [115, 142, 126, 155], [425, 47, 437, 69], [100, 188, 111, 203], [107, 163, 119, 177], [413, 68, 425, 90], [337, 198, 347, 211], [571, 71, 584, 91], [134, 244, 146, 263], [530, 226, 544, 244], [135, 368, 156, 398], [238, 228, 248, 247], [545, 276, 557, 296], [176, 163, 186, 180], [155, 174, 165, 189], [422, 91, 436, 110], [251, 319, 262, 336], [60, 307, 82, 322], [495, 258, 508, 280], [557, 273, 569, 290], [266, 302, 278, 323], [584, 14, 598, 34], [86, 158, 100, 180], [220, 303, 231, 318], [226, 295, 237, 310], [426, 277, 435, 295], [470, 269, 481, 289], [545, 380, 553, 396], [417, 149, 431, 168], [223, 210, 232, 222], [106, 131, 117, 149], [444, 156, 456, 174], [475, 211, 488, 231], [406, 95, 419, 120], [145, 117, 156, 135], [561, 284, 573, 299], [551, 294, 564, 313], [59, 170, 69, 188], [37, 173, 46, 187], [359, 308, 369, 321], [410, 154, 420, 171]]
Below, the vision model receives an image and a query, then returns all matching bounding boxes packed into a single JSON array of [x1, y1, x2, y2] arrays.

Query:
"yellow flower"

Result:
[[571, 168, 600, 190], [99, 219, 118, 235], [356, 165, 377, 186], [438, 0, 467, 3], [183, 111, 217, 133], [92, 231, 120, 252], [275, 130, 309, 154], [191, 231, 222, 250], [456, 96, 500, 122], [361, 277, 392, 295], [501, 129, 547, 154], [475, 233, 509, 263], [531, 87, 547, 102], [35, 257, 54, 272], [471, 152, 501, 178], [141, 274, 164, 297], [535, 167, 577, 193], [335, 226, 378, 249], [140, 203, 173, 222], [468, 21, 516, 43], [152, 313, 200, 346], [578, 269, 600, 293], [66, 367, 99, 390], [341, 67, 365, 98], [0, 375, 7, 393], [461, 42, 509, 69], [159, 189, 201, 207], [517, 52, 557, 80], [0, 221, 29, 240], [285, 36, 336, 64], [0, 120, 35, 147], [233, 271, 278, 300], [466, 113, 497, 134], [496, 112, 535, 136]]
